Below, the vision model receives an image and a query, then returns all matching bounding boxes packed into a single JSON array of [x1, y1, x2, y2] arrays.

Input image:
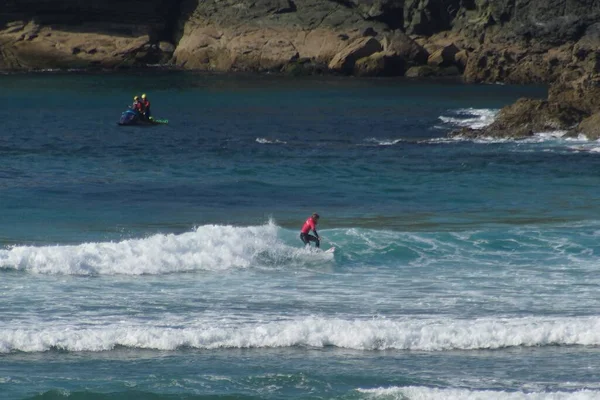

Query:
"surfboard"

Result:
[[325, 247, 335, 253]]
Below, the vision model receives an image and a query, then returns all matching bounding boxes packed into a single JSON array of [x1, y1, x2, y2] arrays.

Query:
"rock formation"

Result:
[[0, 0, 178, 69]]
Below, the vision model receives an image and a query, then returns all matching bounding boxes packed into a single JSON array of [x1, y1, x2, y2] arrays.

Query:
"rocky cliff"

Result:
[[3, 0, 597, 79], [2, 0, 600, 137]]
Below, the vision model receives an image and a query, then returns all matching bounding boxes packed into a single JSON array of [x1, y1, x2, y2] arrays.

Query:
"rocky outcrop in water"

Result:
[[2, 0, 600, 138], [451, 98, 588, 139]]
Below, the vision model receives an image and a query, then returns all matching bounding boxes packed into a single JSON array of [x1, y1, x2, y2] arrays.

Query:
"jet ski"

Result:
[[118, 109, 168, 126]]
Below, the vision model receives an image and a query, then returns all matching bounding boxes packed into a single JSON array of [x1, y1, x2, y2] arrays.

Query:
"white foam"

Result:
[[357, 386, 600, 400], [438, 108, 499, 129], [468, 131, 569, 144], [364, 138, 403, 146], [256, 137, 287, 144], [1, 316, 598, 353], [568, 144, 600, 153], [0, 222, 332, 275], [525, 131, 568, 142]]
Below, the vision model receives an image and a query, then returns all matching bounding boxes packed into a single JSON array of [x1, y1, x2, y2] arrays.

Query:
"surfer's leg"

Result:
[[300, 233, 310, 246], [308, 234, 320, 248]]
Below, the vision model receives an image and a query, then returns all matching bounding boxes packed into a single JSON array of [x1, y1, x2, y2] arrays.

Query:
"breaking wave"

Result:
[[2, 316, 599, 353], [0, 222, 333, 275], [357, 386, 600, 400], [438, 108, 498, 129]]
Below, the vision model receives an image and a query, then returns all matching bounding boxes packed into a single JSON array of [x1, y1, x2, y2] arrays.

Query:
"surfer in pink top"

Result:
[[300, 213, 320, 248]]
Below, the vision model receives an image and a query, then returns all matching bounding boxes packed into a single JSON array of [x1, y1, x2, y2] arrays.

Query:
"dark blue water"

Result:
[[1, 72, 600, 400]]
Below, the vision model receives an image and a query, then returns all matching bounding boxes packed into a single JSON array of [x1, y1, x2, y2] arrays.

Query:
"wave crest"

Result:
[[2, 316, 599, 353], [0, 223, 333, 275], [357, 386, 600, 400], [438, 108, 498, 129]]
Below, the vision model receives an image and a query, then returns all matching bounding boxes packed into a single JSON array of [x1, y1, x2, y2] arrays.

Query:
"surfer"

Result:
[[300, 213, 320, 248]]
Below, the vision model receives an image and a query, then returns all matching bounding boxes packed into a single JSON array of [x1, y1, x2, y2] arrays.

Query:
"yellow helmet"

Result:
[[134, 96, 139, 100], [141, 94, 146, 99]]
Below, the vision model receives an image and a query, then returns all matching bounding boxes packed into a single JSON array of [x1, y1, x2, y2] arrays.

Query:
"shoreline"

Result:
[[0, 65, 520, 86]]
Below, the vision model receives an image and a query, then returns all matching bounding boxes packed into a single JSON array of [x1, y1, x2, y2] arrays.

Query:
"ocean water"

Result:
[[1, 72, 599, 400]]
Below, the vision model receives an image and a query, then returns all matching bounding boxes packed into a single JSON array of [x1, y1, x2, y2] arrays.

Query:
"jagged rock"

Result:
[[454, 49, 468, 70], [578, 112, 600, 140], [450, 98, 588, 139], [404, 0, 461, 35], [0, 23, 161, 70], [354, 51, 405, 76], [328, 37, 383, 73], [352, 0, 404, 29], [172, 0, 391, 72], [3, 21, 26, 34], [158, 41, 175, 53], [281, 57, 328, 76], [0, 0, 175, 71], [380, 30, 428, 66], [362, 27, 377, 37], [462, 46, 564, 84], [574, 22, 600, 54], [449, 127, 489, 140], [427, 43, 459, 67], [405, 65, 460, 78], [549, 75, 600, 115]]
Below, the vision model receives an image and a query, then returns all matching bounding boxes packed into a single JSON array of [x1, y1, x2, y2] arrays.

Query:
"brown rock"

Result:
[[452, 98, 587, 139], [172, 20, 357, 72], [380, 30, 428, 65], [549, 75, 600, 115], [578, 112, 600, 140], [405, 64, 460, 78], [354, 51, 405, 76], [573, 22, 600, 60], [328, 37, 383, 73], [158, 41, 175, 53], [281, 57, 327, 76], [427, 43, 460, 67], [454, 49, 468, 70], [462, 46, 558, 84], [0, 23, 167, 70]]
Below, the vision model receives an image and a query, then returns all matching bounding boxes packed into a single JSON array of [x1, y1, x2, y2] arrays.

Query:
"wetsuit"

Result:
[[300, 217, 320, 248], [142, 99, 151, 118]]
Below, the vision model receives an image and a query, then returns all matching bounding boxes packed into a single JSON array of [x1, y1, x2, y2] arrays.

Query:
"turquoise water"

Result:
[[1, 72, 600, 400]]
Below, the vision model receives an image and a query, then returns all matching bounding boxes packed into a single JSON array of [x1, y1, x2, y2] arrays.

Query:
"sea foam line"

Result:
[[1, 316, 599, 353], [357, 386, 600, 400], [364, 137, 403, 146], [256, 137, 287, 144]]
